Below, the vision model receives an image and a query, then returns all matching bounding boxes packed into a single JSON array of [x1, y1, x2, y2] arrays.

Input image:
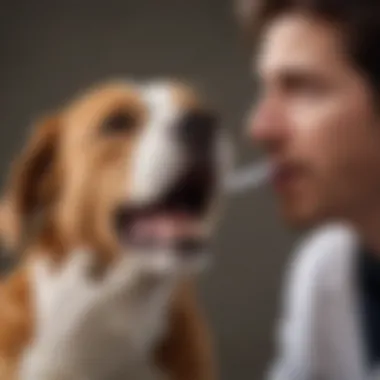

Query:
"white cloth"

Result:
[[267, 223, 374, 380]]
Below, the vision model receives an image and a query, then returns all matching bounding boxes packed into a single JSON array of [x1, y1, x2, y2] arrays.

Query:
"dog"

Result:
[[0, 79, 232, 379]]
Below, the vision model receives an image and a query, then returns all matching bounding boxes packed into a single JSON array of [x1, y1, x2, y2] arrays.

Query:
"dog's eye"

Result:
[[102, 111, 136, 134]]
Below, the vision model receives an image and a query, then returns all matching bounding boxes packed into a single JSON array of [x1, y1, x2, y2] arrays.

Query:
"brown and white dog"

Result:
[[0, 80, 231, 379]]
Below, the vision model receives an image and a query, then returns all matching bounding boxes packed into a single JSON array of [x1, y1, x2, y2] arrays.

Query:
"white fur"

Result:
[[128, 83, 186, 206]]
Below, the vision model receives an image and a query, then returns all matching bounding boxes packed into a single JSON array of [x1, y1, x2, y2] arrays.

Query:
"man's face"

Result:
[[250, 13, 380, 228]]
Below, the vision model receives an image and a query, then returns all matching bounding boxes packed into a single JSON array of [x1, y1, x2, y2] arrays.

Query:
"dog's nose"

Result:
[[178, 110, 219, 152]]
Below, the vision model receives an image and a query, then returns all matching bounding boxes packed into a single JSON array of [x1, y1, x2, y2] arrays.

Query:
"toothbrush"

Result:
[[224, 160, 272, 195]]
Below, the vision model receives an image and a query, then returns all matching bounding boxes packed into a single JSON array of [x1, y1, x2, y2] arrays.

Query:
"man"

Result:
[[240, 0, 380, 378]]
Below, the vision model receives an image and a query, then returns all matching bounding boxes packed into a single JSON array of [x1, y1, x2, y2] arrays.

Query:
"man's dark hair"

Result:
[[238, 0, 380, 93]]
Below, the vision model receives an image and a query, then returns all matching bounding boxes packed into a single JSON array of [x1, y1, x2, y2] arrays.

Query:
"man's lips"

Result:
[[270, 163, 304, 192]]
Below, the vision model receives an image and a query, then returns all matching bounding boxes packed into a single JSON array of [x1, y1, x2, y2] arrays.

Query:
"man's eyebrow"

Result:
[[256, 63, 330, 82]]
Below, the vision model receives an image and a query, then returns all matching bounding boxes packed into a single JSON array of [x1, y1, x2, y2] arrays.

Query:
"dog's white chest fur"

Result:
[[23, 252, 181, 380], [102, 252, 187, 378], [107, 254, 189, 380], [118, 280, 174, 356]]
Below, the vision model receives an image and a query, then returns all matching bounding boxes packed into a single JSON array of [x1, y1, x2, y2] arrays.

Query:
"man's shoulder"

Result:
[[288, 223, 358, 288], [296, 222, 357, 258]]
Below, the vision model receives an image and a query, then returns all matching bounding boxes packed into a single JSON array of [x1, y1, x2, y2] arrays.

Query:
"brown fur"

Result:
[[0, 81, 216, 380]]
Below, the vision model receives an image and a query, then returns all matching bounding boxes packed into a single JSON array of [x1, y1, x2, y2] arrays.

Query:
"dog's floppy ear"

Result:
[[0, 114, 61, 252]]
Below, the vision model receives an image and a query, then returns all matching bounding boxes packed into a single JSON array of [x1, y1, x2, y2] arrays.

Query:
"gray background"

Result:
[[0, 0, 296, 378]]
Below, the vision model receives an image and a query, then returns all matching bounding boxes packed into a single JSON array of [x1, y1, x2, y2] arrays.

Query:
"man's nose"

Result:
[[247, 98, 289, 147]]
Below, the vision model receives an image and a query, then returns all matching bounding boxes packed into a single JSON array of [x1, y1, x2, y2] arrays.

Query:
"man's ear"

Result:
[[0, 114, 61, 252]]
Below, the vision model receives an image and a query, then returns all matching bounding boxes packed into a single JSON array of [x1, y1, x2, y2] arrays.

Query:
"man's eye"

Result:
[[282, 75, 329, 96]]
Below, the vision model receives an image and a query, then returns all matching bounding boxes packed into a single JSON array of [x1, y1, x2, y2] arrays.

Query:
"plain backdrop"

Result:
[[0, 0, 297, 378]]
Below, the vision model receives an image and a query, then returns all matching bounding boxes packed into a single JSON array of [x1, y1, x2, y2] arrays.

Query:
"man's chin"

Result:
[[278, 203, 329, 231]]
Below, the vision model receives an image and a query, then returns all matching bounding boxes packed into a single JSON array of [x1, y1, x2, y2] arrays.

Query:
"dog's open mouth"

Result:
[[115, 167, 215, 254]]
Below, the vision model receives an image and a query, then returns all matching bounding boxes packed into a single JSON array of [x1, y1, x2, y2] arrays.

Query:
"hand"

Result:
[[19, 249, 161, 380]]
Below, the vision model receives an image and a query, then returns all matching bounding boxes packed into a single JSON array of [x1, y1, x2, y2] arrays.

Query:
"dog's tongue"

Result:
[[130, 213, 201, 242]]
